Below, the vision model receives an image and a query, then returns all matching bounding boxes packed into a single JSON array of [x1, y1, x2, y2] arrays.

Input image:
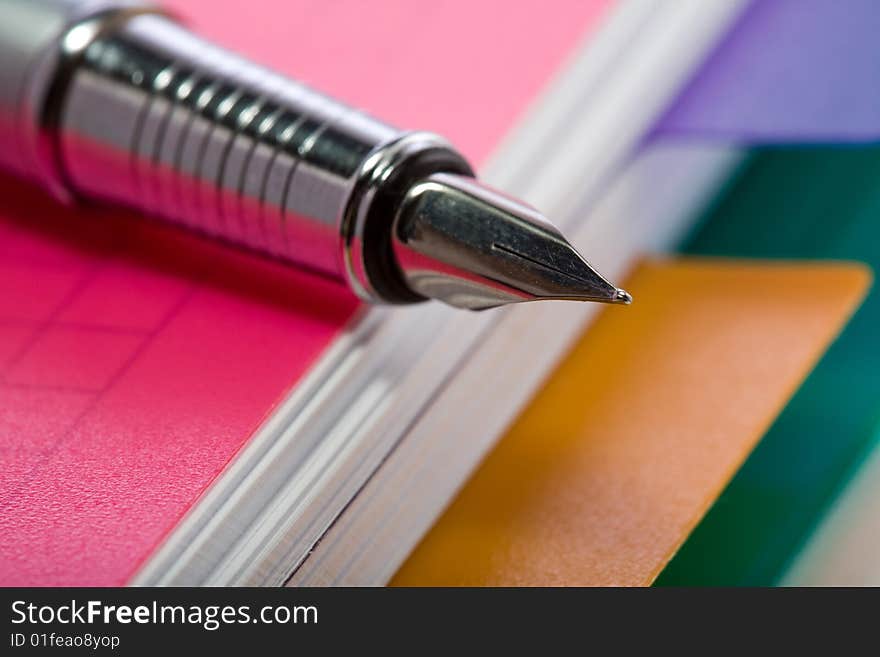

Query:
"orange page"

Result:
[[392, 259, 870, 586]]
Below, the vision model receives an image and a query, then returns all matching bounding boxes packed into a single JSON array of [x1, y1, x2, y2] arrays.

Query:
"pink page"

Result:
[[0, 0, 610, 585]]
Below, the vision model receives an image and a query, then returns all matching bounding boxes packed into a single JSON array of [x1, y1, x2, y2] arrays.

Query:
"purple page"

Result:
[[654, 0, 880, 144]]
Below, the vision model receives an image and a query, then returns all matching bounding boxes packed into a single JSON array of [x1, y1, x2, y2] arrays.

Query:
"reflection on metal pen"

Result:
[[0, 0, 631, 310]]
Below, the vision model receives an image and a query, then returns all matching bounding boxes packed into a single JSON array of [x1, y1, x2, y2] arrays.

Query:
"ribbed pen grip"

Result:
[[58, 12, 398, 279]]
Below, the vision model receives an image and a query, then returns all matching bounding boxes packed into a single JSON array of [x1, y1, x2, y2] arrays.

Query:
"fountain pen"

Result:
[[0, 0, 631, 310]]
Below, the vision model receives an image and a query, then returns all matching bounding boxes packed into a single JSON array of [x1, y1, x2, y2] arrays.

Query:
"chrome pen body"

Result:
[[0, 0, 629, 310]]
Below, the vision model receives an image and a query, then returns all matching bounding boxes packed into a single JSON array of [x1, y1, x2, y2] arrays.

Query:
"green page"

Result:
[[656, 147, 880, 586]]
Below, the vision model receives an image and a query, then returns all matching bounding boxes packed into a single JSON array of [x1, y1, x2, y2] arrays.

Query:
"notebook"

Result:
[[1, 0, 748, 585]]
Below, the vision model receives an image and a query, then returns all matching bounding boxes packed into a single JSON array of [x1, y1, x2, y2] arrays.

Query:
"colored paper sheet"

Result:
[[654, 0, 880, 144], [391, 259, 869, 586], [658, 146, 880, 586], [784, 417, 880, 585], [0, 0, 611, 585]]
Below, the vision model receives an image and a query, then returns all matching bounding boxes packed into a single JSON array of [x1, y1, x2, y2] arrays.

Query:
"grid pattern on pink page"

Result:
[[0, 0, 611, 585], [0, 180, 358, 585]]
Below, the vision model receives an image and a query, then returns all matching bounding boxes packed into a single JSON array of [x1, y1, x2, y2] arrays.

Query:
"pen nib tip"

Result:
[[391, 173, 632, 310]]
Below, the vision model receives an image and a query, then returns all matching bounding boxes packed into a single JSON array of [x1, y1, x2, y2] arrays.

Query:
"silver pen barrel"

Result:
[[0, 0, 470, 303], [0, 0, 629, 310]]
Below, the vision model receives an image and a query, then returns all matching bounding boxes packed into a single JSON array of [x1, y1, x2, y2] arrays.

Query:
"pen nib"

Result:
[[390, 173, 630, 310]]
